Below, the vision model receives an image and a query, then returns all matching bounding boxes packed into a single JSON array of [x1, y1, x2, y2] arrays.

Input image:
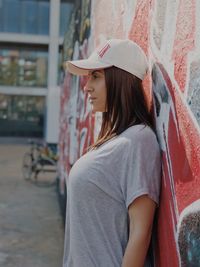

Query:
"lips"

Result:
[[88, 96, 97, 101]]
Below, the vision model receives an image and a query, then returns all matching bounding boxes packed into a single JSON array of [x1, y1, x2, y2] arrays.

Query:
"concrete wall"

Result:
[[59, 0, 200, 266]]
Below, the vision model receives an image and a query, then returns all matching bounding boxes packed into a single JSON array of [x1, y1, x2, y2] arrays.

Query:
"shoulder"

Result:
[[119, 125, 161, 161], [121, 124, 158, 146], [96, 125, 159, 156]]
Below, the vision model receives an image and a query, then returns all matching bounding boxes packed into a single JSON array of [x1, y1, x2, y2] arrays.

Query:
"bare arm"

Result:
[[121, 195, 156, 267]]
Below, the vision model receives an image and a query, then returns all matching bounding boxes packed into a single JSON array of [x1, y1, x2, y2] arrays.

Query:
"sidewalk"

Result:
[[0, 144, 64, 267]]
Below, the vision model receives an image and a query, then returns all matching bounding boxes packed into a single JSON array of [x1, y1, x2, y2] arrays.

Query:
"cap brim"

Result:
[[66, 59, 112, 76]]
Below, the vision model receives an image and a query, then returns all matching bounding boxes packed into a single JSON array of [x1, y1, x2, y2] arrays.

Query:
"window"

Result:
[[0, 46, 48, 87], [60, 0, 74, 36], [0, 94, 45, 137], [0, 0, 49, 35]]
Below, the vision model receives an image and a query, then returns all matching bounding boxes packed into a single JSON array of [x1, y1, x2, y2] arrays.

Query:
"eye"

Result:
[[92, 73, 98, 79]]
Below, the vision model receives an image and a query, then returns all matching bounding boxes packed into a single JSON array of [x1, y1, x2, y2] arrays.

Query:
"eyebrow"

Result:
[[91, 70, 103, 75]]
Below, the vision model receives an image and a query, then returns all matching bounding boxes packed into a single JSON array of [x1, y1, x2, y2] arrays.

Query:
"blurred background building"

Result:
[[0, 0, 74, 142]]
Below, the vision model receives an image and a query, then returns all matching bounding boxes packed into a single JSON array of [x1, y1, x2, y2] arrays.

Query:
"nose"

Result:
[[84, 79, 94, 93]]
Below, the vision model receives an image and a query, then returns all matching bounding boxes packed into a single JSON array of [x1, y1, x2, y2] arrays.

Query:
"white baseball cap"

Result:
[[66, 39, 148, 80]]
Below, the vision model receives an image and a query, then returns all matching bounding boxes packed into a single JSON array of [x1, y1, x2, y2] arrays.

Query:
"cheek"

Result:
[[100, 82, 107, 99]]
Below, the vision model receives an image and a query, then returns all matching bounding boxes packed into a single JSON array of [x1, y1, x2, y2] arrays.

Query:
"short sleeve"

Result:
[[120, 128, 161, 208]]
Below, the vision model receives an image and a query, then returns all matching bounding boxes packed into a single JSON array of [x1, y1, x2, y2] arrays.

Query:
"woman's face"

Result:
[[84, 70, 107, 112]]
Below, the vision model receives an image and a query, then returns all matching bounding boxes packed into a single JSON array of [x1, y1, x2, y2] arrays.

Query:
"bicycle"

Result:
[[22, 140, 58, 186]]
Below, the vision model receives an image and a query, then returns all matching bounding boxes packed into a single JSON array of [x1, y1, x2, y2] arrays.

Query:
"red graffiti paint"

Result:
[[77, 76, 95, 157], [152, 62, 200, 266], [128, 0, 155, 106]]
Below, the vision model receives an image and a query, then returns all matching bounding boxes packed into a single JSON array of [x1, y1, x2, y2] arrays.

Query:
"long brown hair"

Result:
[[89, 66, 154, 150]]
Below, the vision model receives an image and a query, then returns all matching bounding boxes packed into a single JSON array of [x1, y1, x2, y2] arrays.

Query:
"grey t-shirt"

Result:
[[63, 124, 161, 267]]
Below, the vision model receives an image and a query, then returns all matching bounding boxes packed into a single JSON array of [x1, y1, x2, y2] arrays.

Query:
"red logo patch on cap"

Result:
[[98, 43, 111, 58]]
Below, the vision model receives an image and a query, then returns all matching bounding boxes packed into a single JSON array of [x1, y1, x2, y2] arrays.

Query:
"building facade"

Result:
[[0, 0, 74, 142]]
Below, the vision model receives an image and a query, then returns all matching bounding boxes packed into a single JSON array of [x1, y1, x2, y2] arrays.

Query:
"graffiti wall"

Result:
[[59, 0, 200, 266]]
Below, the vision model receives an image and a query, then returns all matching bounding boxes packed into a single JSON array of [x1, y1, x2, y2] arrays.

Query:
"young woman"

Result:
[[63, 39, 161, 267]]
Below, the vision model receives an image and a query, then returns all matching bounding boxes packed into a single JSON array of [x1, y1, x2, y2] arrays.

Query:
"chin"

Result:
[[90, 104, 106, 113], [92, 108, 105, 113], [91, 108, 100, 113], [91, 106, 101, 113]]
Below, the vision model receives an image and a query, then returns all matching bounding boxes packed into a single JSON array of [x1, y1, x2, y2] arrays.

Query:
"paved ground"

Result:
[[0, 144, 64, 267]]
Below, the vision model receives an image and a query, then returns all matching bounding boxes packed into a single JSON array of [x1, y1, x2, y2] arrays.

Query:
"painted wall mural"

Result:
[[58, 0, 92, 195], [58, 0, 200, 266]]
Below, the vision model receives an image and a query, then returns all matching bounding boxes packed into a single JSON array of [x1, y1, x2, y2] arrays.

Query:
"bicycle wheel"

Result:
[[22, 153, 33, 180], [33, 156, 57, 187]]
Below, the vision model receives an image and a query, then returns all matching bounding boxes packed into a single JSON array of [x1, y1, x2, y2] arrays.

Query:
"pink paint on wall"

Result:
[[128, 0, 154, 54], [172, 0, 196, 93], [92, 0, 126, 45]]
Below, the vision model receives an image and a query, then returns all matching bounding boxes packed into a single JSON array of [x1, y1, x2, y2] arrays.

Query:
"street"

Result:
[[0, 143, 64, 267]]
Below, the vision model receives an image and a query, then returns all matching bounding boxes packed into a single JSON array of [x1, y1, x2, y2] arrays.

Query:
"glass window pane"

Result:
[[0, 94, 45, 137], [38, 1, 49, 35], [0, 1, 2, 32], [21, 0, 38, 34], [60, 1, 74, 36], [0, 46, 48, 87], [2, 0, 21, 33], [0, 0, 49, 35]]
